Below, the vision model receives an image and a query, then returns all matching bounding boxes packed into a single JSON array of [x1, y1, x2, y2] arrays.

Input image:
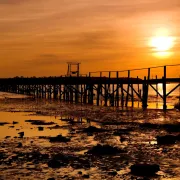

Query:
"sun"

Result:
[[149, 28, 175, 57], [150, 36, 174, 52]]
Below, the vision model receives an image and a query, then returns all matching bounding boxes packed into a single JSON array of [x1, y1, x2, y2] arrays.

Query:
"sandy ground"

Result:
[[0, 97, 179, 180]]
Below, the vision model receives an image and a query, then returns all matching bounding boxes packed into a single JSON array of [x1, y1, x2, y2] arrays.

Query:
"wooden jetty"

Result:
[[0, 64, 179, 111]]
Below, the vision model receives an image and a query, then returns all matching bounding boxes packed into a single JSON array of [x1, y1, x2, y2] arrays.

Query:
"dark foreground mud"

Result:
[[0, 98, 179, 179]]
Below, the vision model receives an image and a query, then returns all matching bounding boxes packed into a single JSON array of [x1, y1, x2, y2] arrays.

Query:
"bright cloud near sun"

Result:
[[149, 28, 176, 58], [150, 36, 174, 52]]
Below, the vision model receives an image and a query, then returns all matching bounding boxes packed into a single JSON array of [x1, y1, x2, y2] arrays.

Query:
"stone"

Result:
[[83, 126, 107, 133], [18, 132, 24, 138], [49, 135, 70, 143], [82, 174, 89, 179], [108, 171, 117, 176], [130, 164, 160, 176], [156, 135, 177, 145], [38, 126, 44, 131], [47, 159, 62, 168], [17, 142, 23, 148], [86, 144, 125, 155]]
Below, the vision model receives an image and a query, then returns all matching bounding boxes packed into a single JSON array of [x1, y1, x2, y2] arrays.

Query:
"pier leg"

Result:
[[116, 71, 119, 107], [163, 66, 167, 111], [142, 76, 148, 109], [125, 70, 130, 107]]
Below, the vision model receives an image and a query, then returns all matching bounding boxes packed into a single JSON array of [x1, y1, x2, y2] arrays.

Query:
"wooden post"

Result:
[[53, 85, 58, 99], [131, 84, 134, 107], [116, 71, 119, 107], [125, 70, 130, 107], [83, 84, 87, 104], [108, 72, 112, 106], [142, 76, 148, 109], [59, 84, 62, 100], [80, 84, 83, 103], [104, 83, 107, 106], [97, 72, 102, 106], [163, 66, 167, 111], [146, 68, 150, 105], [121, 83, 124, 108], [88, 84, 93, 104], [137, 76, 140, 107], [156, 75, 158, 98], [63, 85, 66, 101], [112, 82, 115, 107], [75, 84, 79, 103], [70, 85, 74, 103]]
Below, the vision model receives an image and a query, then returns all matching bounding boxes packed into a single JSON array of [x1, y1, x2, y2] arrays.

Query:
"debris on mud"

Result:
[[12, 121, 18, 124], [9, 126, 14, 128], [130, 164, 160, 176], [38, 126, 44, 131], [48, 154, 69, 168], [83, 126, 107, 133], [0, 122, 9, 126], [113, 128, 132, 136], [140, 123, 180, 132], [156, 135, 179, 145], [86, 144, 125, 155], [17, 142, 22, 148], [18, 132, 24, 138], [0, 152, 5, 160], [108, 171, 117, 176], [49, 134, 71, 143], [82, 174, 90, 179], [48, 125, 62, 129], [25, 120, 55, 125]]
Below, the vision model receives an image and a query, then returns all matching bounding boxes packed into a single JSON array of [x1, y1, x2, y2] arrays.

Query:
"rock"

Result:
[[48, 159, 63, 168], [156, 135, 177, 145], [0, 153, 5, 160], [130, 164, 160, 176], [83, 126, 107, 133], [25, 120, 55, 125], [9, 126, 14, 128], [0, 122, 9, 126], [174, 102, 180, 110], [38, 127, 44, 131], [17, 142, 23, 148], [5, 136, 11, 139], [140, 123, 158, 129], [108, 171, 117, 176], [48, 125, 61, 130], [164, 124, 180, 132], [47, 178, 55, 180], [82, 174, 89, 179], [13, 121, 18, 124], [78, 171, 82, 175], [113, 129, 131, 136], [49, 135, 70, 143], [18, 132, 24, 138], [86, 144, 125, 155]]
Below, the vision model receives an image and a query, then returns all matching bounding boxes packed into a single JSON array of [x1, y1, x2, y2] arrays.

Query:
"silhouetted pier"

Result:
[[0, 64, 180, 110]]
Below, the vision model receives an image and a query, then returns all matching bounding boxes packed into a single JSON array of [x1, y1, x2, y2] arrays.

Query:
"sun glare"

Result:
[[150, 36, 174, 52], [149, 28, 175, 57]]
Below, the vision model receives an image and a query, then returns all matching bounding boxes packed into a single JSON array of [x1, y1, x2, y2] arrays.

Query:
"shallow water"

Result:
[[0, 93, 179, 180]]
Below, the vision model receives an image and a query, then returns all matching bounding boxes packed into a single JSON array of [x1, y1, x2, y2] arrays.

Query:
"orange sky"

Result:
[[0, 0, 180, 77]]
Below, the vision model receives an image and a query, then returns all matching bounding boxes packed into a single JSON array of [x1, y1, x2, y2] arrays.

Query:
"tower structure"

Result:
[[67, 62, 80, 77]]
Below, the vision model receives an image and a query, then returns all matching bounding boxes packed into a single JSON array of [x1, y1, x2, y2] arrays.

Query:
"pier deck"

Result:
[[0, 65, 180, 110]]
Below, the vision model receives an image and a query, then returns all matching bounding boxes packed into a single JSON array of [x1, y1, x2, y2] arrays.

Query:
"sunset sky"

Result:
[[0, 0, 180, 77]]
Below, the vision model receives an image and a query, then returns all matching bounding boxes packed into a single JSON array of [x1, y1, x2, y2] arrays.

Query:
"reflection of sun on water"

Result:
[[149, 28, 175, 58]]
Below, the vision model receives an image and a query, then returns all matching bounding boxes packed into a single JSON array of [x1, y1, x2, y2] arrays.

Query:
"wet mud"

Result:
[[0, 97, 179, 179]]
